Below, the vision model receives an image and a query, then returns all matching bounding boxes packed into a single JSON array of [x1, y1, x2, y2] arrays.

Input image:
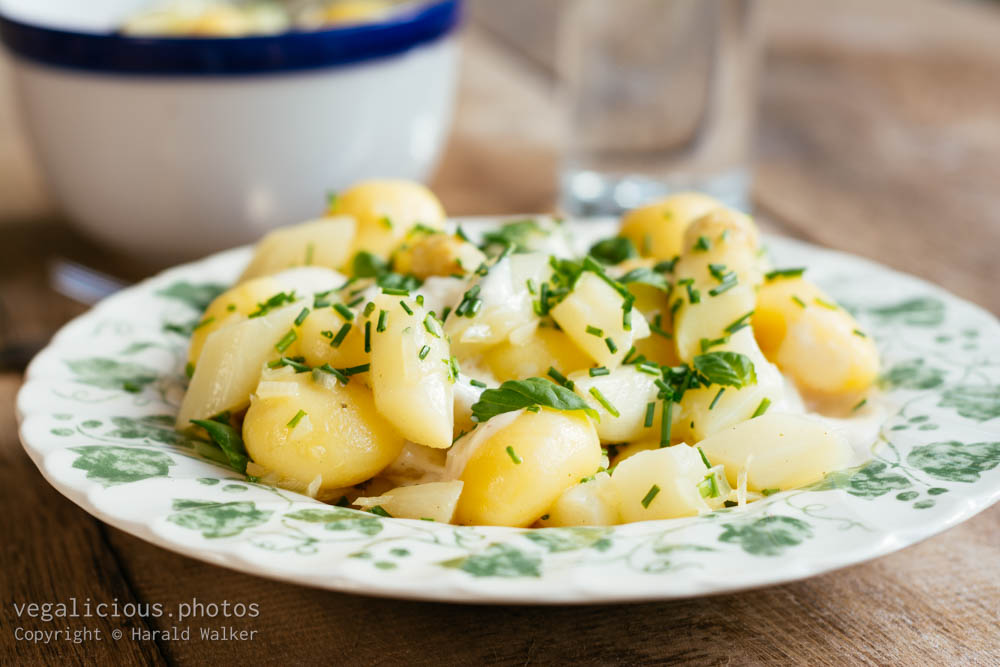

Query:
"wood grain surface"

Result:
[[2, 0, 1000, 664]]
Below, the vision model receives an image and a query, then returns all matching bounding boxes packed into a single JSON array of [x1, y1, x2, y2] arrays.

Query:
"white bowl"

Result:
[[0, 0, 461, 260]]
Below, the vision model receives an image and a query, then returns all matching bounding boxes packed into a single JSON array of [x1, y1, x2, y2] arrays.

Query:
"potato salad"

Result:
[[177, 180, 881, 527]]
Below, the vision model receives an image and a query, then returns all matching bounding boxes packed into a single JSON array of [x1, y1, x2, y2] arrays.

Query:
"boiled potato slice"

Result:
[[239, 217, 356, 281], [550, 272, 650, 369], [697, 413, 853, 492], [568, 365, 671, 443], [187, 276, 284, 368], [612, 440, 660, 465], [354, 481, 463, 523], [540, 473, 621, 527], [243, 371, 404, 491], [393, 232, 486, 279], [328, 180, 446, 263], [673, 283, 757, 363], [680, 208, 759, 256], [380, 442, 448, 486], [619, 192, 725, 260], [754, 277, 880, 396], [177, 304, 301, 428], [297, 306, 368, 371], [453, 408, 601, 527], [483, 326, 590, 382], [369, 293, 453, 449], [612, 445, 711, 522]]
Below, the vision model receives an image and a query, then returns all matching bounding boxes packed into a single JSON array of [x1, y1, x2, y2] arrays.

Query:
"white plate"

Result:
[[17, 218, 1000, 604]]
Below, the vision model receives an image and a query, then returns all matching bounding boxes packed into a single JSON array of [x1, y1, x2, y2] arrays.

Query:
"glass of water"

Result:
[[558, 0, 760, 216]]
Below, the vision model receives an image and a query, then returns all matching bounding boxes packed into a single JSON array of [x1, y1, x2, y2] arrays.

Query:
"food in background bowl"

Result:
[[175, 180, 883, 528], [121, 0, 399, 37]]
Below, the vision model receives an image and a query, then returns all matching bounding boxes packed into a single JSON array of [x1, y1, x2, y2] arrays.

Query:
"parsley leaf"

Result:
[[471, 377, 599, 423], [190, 418, 249, 474], [692, 351, 757, 388], [480, 219, 544, 252], [589, 237, 637, 265], [351, 251, 421, 292]]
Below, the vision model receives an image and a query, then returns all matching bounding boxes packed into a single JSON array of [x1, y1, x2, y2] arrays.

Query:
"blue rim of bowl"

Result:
[[0, 0, 461, 75]]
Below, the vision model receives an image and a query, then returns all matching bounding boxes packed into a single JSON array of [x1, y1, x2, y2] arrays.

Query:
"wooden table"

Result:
[[3, 0, 1000, 663]]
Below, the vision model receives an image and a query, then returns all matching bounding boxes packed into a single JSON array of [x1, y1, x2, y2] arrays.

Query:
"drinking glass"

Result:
[[558, 0, 760, 216]]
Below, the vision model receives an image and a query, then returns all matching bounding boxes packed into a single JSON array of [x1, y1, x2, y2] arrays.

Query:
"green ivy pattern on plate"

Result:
[[16, 225, 1000, 603]]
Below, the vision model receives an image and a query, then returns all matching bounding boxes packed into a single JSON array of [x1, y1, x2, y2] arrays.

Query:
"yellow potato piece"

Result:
[[243, 372, 404, 492], [177, 304, 301, 428], [187, 276, 284, 368], [483, 326, 590, 382], [369, 294, 454, 449], [540, 473, 621, 527], [328, 180, 446, 264], [393, 232, 486, 279], [568, 366, 671, 443], [454, 409, 601, 527], [239, 217, 356, 282], [354, 481, 463, 523], [754, 277, 880, 396], [612, 445, 711, 522], [619, 192, 725, 260], [696, 413, 853, 492], [298, 307, 368, 371], [550, 272, 650, 369]]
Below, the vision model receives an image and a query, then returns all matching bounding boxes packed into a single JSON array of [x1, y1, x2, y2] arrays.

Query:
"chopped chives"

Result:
[[185, 362, 195, 378], [761, 488, 780, 496], [370, 505, 392, 518], [379, 216, 394, 229], [273, 356, 309, 373], [330, 322, 352, 347], [470, 378, 487, 388], [725, 311, 755, 334], [643, 402, 655, 428], [709, 387, 725, 410], [294, 308, 310, 326], [363, 301, 376, 318], [318, 363, 348, 384], [622, 345, 638, 364], [751, 397, 771, 418], [320, 329, 333, 339], [604, 337, 618, 354], [700, 337, 729, 353], [697, 447, 711, 468], [399, 300, 413, 315], [423, 313, 442, 337], [585, 325, 603, 337], [333, 303, 355, 321], [377, 309, 388, 332], [547, 367, 573, 389], [304, 242, 315, 265], [637, 361, 661, 376], [791, 295, 807, 308], [286, 409, 307, 429], [440, 306, 452, 322], [708, 263, 728, 281], [416, 294, 425, 306], [693, 235, 711, 251], [418, 344, 430, 360], [698, 474, 720, 498], [708, 278, 738, 297], [852, 397, 867, 411], [275, 329, 297, 353], [346, 295, 364, 308], [467, 299, 483, 316], [686, 283, 701, 304], [343, 363, 370, 375], [853, 329, 867, 338], [526, 278, 537, 294], [660, 400, 673, 447], [226, 303, 236, 312], [641, 484, 661, 508], [589, 367, 610, 377], [525, 405, 540, 413], [192, 316, 215, 330], [765, 267, 806, 281], [589, 386, 620, 417], [364, 321, 372, 353], [382, 287, 409, 296], [505, 446, 523, 464], [815, 297, 839, 310]]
